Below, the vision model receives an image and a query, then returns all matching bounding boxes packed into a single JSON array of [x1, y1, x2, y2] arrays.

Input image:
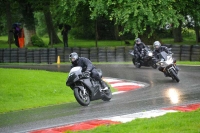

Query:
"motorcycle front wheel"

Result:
[[132, 58, 135, 65], [151, 63, 157, 69], [74, 87, 90, 106], [170, 69, 180, 82]]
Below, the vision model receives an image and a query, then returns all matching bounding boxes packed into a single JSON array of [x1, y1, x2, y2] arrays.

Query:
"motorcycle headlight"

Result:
[[166, 56, 173, 65], [148, 52, 153, 56]]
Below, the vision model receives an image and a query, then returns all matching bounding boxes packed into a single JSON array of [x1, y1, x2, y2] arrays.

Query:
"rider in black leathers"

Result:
[[134, 38, 146, 65], [153, 41, 179, 76], [69, 52, 108, 90]]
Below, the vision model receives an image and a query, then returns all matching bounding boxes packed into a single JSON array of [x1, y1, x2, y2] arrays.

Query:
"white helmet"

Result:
[[153, 41, 161, 50], [69, 52, 79, 62]]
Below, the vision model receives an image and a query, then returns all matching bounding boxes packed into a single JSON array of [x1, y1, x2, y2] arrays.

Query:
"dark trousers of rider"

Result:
[[90, 69, 105, 88], [134, 54, 140, 63], [158, 67, 164, 72]]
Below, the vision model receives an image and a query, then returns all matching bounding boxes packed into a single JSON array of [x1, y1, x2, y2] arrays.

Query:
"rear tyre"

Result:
[[74, 87, 90, 106], [170, 69, 180, 82]]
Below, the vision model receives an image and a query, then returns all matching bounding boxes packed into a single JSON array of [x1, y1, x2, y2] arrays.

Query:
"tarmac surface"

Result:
[[0, 64, 200, 133]]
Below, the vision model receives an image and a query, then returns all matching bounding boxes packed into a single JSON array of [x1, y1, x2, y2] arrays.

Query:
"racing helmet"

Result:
[[135, 38, 141, 44], [69, 52, 79, 62], [153, 41, 161, 50]]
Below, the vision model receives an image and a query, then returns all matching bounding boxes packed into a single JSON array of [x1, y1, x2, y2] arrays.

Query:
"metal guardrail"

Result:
[[0, 45, 199, 63]]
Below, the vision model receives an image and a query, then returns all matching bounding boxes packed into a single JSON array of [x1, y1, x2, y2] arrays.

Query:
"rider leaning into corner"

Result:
[[69, 52, 108, 90], [153, 41, 179, 77], [134, 38, 146, 65]]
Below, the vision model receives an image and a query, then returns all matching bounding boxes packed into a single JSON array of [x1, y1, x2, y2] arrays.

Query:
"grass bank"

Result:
[[0, 68, 74, 113]]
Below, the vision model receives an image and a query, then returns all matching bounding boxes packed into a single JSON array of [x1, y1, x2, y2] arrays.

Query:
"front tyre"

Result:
[[74, 87, 90, 106], [132, 58, 135, 65], [135, 62, 141, 68], [151, 63, 157, 69], [170, 69, 180, 82]]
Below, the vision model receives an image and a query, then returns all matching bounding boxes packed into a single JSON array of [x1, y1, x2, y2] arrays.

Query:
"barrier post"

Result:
[[57, 56, 60, 64]]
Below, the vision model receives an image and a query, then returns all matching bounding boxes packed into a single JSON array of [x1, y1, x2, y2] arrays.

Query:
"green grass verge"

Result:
[[0, 68, 115, 114], [1, 35, 200, 49], [0, 68, 74, 113], [176, 61, 200, 65], [0, 36, 130, 48], [68, 109, 200, 133]]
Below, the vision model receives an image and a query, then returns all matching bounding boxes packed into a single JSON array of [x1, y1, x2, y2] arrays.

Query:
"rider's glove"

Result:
[[83, 71, 90, 77]]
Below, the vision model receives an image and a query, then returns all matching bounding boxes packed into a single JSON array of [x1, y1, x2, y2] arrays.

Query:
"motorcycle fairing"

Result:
[[79, 78, 102, 101]]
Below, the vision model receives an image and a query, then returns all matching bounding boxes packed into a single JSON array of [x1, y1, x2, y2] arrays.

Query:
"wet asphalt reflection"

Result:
[[0, 64, 200, 133]]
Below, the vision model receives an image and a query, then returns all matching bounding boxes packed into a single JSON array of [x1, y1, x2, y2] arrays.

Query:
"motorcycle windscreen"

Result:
[[66, 67, 82, 85], [159, 51, 168, 61]]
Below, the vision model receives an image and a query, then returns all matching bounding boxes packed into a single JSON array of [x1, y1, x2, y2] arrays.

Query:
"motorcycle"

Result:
[[129, 46, 157, 69], [66, 66, 112, 106], [156, 51, 180, 82]]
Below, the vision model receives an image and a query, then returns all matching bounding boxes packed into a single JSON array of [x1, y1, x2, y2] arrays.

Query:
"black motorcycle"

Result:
[[66, 66, 112, 106], [129, 46, 157, 69]]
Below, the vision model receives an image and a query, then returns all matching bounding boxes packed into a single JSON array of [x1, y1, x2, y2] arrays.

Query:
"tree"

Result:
[[30, 0, 61, 45], [184, 0, 200, 43], [88, 0, 184, 44], [4, 0, 62, 46], [5, 0, 13, 47], [44, 7, 61, 45]]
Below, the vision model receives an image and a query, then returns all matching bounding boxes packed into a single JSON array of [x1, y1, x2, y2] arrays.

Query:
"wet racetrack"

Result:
[[0, 64, 200, 133]]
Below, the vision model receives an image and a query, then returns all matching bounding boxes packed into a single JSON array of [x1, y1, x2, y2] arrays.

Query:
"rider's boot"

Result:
[[175, 65, 180, 71], [164, 72, 169, 77], [99, 80, 108, 91], [173, 59, 180, 72]]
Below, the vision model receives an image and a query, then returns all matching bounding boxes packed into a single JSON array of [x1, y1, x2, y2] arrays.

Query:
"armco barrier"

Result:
[[0, 45, 199, 63]]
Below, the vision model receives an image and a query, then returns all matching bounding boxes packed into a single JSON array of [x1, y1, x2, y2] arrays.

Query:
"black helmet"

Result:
[[135, 38, 141, 44], [69, 52, 79, 62]]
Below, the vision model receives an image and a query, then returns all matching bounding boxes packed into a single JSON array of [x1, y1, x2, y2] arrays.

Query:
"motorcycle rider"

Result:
[[153, 41, 179, 76], [69, 52, 108, 90], [134, 38, 146, 65]]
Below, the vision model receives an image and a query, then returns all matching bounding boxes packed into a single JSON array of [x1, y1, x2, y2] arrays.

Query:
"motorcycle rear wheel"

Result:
[[170, 69, 180, 82], [74, 87, 90, 106]]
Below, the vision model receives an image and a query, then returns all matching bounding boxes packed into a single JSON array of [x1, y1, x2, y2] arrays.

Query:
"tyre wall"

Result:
[[171, 45, 181, 61], [0, 45, 199, 63], [191, 45, 200, 61]]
